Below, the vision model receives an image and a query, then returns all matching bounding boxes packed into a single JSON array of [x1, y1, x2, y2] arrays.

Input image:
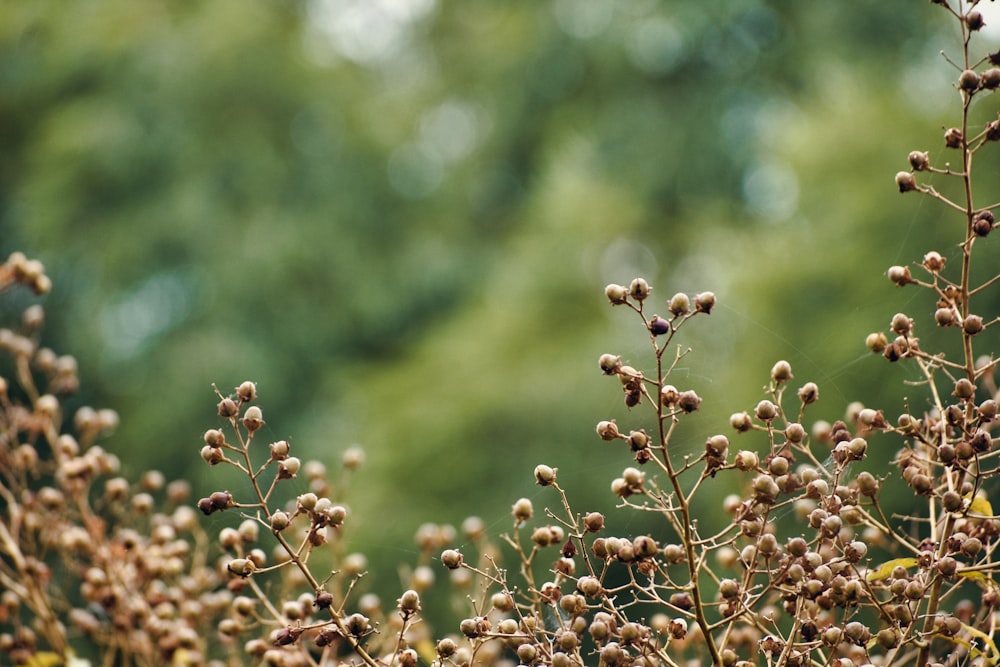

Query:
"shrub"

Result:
[[2, 2, 1000, 666]]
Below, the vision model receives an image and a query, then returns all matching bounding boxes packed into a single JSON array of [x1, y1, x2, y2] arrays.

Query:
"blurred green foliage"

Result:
[[3, 0, 1000, 620]]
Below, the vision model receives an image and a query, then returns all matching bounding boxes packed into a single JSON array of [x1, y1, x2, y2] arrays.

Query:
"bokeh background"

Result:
[[4, 0, 1000, 624]]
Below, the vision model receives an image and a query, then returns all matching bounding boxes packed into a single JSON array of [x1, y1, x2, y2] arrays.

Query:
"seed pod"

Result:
[[755, 400, 777, 422], [534, 464, 557, 486], [242, 406, 264, 432], [945, 127, 964, 148], [730, 411, 753, 432], [798, 382, 819, 404], [963, 314, 985, 335], [959, 68, 981, 91], [598, 353, 621, 374], [887, 265, 913, 286], [605, 284, 629, 304], [895, 171, 917, 193], [629, 278, 651, 301], [647, 315, 670, 336], [771, 360, 793, 383], [511, 497, 533, 521], [440, 549, 463, 569], [694, 291, 716, 313], [596, 420, 620, 440], [908, 151, 930, 171], [668, 292, 690, 315]]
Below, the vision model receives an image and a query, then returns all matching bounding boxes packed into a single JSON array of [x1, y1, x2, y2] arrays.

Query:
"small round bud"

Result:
[[668, 292, 690, 315], [866, 331, 888, 353], [204, 429, 225, 447], [241, 406, 264, 432], [797, 382, 819, 404], [236, 381, 257, 402], [269, 440, 290, 461], [277, 457, 300, 479], [963, 314, 985, 335], [891, 312, 913, 336], [605, 284, 629, 305], [754, 400, 777, 422], [953, 378, 976, 400], [629, 278, 651, 301], [982, 68, 1000, 90], [397, 589, 421, 615], [908, 151, 930, 171], [598, 353, 621, 374], [217, 398, 239, 418], [895, 171, 917, 193], [694, 291, 716, 313], [945, 127, 964, 148], [730, 411, 752, 432], [627, 430, 649, 451], [596, 420, 620, 440], [677, 389, 702, 413], [534, 464, 557, 486], [770, 360, 792, 383], [733, 450, 759, 471], [959, 69, 981, 92], [935, 307, 956, 327], [512, 497, 533, 521], [967, 10, 985, 30], [887, 265, 912, 286], [584, 511, 605, 532], [201, 445, 224, 465], [227, 558, 255, 577], [922, 251, 945, 272], [974, 209, 996, 236], [785, 422, 806, 443], [269, 511, 290, 532], [440, 549, 463, 569], [647, 315, 670, 336]]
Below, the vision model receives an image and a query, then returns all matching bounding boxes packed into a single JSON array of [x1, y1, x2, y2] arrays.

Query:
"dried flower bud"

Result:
[[963, 314, 985, 335], [269, 511, 290, 532], [694, 291, 716, 313], [204, 429, 225, 447], [227, 558, 255, 577], [278, 457, 300, 479], [200, 445, 224, 465], [973, 217, 994, 238], [982, 68, 1000, 89], [935, 307, 956, 327], [242, 406, 264, 432], [922, 251, 945, 272], [733, 450, 759, 471], [236, 381, 257, 402], [605, 283, 629, 304], [534, 464, 557, 486], [397, 589, 421, 615], [218, 397, 239, 418], [629, 278, 651, 301], [959, 68, 981, 91], [754, 400, 777, 422], [598, 353, 621, 375], [945, 127, 963, 148], [895, 171, 917, 193], [967, 10, 985, 30], [678, 389, 702, 412], [596, 420, 620, 440], [728, 411, 752, 433], [908, 151, 930, 171], [797, 382, 819, 404], [886, 265, 913, 286], [269, 440, 290, 461], [668, 292, 690, 315], [512, 497, 533, 521], [866, 331, 888, 353], [891, 313, 913, 336]]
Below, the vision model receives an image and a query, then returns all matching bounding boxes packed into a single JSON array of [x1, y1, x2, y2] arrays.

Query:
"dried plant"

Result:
[[2, 2, 1000, 667]]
